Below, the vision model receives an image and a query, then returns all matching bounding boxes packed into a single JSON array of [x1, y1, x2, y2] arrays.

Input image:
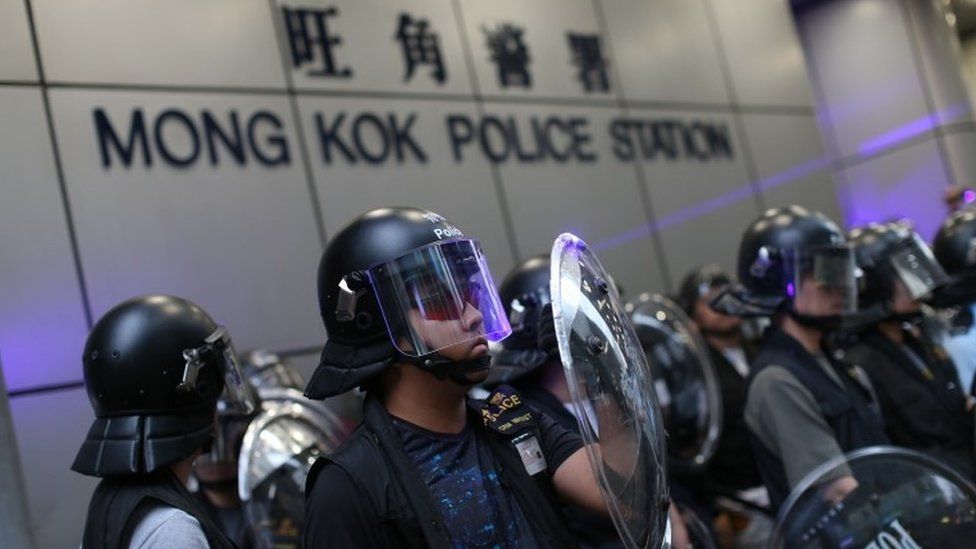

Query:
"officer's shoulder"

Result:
[[306, 425, 375, 492], [748, 365, 804, 400], [129, 504, 207, 548]]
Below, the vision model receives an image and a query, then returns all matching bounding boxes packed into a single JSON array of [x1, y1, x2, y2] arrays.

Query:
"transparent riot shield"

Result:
[[627, 293, 722, 471], [551, 233, 670, 549], [238, 387, 347, 549], [769, 446, 976, 548]]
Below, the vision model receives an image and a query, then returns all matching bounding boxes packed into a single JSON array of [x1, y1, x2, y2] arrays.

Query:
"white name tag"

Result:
[[512, 432, 547, 476]]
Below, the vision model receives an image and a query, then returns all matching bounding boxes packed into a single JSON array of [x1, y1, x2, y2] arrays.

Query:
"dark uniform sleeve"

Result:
[[304, 463, 386, 548], [536, 412, 585, 471]]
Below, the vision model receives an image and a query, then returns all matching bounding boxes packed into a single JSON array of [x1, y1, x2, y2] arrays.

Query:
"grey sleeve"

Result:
[[127, 506, 209, 549], [744, 366, 846, 489]]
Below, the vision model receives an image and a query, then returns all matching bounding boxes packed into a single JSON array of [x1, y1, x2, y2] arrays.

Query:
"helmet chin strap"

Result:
[[400, 352, 492, 387], [786, 303, 844, 331]]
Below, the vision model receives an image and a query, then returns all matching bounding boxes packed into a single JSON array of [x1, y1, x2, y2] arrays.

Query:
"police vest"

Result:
[[747, 328, 889, 512], [82, 469, 235, 549], [305, 394, 577, 549]]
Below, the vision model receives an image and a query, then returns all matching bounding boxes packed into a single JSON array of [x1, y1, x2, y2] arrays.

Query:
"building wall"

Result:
[[795, 0, 976, 240], [961, 31, 976, 117], [0, 1, 834, 546]]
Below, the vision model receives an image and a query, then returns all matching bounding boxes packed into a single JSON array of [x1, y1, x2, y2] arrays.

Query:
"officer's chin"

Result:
[[465, 366, 490, 384]]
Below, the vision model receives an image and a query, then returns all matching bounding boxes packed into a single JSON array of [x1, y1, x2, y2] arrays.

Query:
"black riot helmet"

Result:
[[711, 206, 858, 327], [305, 207, 511, 399], [675, 264, 734, 317], [849, 223, 947, 320], [72, 295, 256, 478], [932, 209, 976, 307], [499, 254, 551, 351], [488, 255, 553, 384]]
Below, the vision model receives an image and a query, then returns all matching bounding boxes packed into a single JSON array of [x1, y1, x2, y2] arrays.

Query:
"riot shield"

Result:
[[550, 233, 670, 549], [770, 446, 976, 548], [627, 293, 722, 471], [238, 387, 347, 549]]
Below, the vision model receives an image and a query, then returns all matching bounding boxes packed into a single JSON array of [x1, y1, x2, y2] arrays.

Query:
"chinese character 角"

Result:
[[395, 13, 446, 84], [567, 33, 609, 93], [282, 6, 352, 78], [483, 23, 531, 89]]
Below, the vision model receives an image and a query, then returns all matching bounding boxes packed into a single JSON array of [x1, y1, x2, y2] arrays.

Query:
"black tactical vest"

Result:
[[82, 468, 235, 549], [305, 395, 577, 549], [747, 328, 888, 511]]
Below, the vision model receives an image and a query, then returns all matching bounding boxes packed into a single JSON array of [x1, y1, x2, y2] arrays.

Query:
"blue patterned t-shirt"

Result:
[[392, 418, 537, 548]]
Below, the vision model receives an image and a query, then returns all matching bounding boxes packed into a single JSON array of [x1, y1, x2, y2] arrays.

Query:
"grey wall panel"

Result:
[[600, 0, 729, 105], [277, 0, 474, 95], [939, 130, 976, 198], [798, 0, 931, 158], [457, 0, 608, 100], [903, 0, 975, 126], [657, 201, 761, 288], [840, 138, 949, 239], [49, 88, 325, 354], [631, 108, 758, 216], [740, 112, 843, 223], [0, 0, 37, 81], [32, 0, 286, 88], [627, 107, 761, 287], [483, 103, 666, 296], [297, 96, 517, 276], [962, 36, 976, 111], [0, 88, 89, 391], [708, 0, 813, 108], [11, 387, 97, 549], [287, 350, 321, 385]]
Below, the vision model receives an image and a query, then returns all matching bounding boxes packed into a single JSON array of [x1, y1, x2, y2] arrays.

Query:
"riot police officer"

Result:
[[302, 208, 605, 548], [72, 295, 255, 548], [493, 254, 623, 548], [712, 206, 888, 512], [842, 223, 975, 481], [676, 265, 771, 547], [933, 209, 976, 396], [495, 254, 699, 549]]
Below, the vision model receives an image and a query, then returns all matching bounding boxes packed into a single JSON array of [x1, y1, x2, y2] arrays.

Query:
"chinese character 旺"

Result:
[[567, 33, 609, 93], [282, 6, 352, 78], [483, 23, 531, 89], [395, 13, 446, 84]]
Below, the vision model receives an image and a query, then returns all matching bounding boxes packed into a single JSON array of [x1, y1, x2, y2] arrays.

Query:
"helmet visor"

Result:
[[205, 327, 258, 416], [367, 238, 512, 357], [786, 244, 858, 316], [889, 234, 949, 300]]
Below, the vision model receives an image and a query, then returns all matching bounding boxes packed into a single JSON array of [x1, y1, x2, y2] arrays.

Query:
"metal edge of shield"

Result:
[[646, 293, 724, 469], [237, 387, 346, 501]]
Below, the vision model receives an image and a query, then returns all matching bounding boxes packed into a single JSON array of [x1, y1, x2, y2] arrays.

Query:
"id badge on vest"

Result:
[[477, 385, 548, 476]]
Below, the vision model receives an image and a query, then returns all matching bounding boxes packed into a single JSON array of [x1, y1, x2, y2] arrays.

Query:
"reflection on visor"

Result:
[[367, 238, 511, 357], [786, 245, 859, 315], [811, 247, 856, 288], [890, 235, 948, 300]]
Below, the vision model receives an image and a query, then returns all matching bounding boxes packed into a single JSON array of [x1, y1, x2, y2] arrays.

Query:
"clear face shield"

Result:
[[181, 327, 259, 467], [367, 238, 512, 357], [785, 244, 859, 318], [889, 233, 948, 301]]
